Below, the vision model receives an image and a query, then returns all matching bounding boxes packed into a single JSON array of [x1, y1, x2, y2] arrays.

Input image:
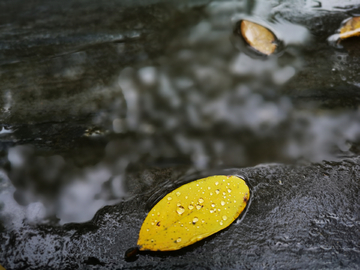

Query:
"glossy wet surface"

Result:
[[1, 0, 360, 269]]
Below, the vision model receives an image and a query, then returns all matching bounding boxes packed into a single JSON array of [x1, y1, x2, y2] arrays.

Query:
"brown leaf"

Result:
[[339, 17, 360, 40], [240, 20, 277, 55]]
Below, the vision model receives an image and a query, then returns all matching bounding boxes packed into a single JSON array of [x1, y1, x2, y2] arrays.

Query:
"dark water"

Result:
[[1, 0, 360, 269]]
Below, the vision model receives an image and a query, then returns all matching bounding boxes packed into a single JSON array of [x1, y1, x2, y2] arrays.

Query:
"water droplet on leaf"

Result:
[[177, 206, 185, 215]]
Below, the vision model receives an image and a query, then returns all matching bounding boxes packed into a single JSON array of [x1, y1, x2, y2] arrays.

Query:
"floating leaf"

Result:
[[240, 20, 277, 55], [137, 175, 250, 251], [339, 17, 360, 40]]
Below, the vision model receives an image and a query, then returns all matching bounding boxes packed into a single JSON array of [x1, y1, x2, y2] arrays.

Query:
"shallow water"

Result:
[[1, 1, 360, 266], [0, 0, 359, 223]]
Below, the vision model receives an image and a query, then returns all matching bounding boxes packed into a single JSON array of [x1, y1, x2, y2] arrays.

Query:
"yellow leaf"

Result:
[[339, 17, 360, 40], [0, 264, 6, 270], [137, 175, 250, 251], [240, 20, 277, 55]]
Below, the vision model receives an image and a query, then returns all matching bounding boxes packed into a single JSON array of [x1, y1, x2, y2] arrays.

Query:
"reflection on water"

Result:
[[1, 0, 360, 225]]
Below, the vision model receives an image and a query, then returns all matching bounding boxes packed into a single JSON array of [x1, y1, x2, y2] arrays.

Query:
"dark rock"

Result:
[[2, 158, 360, 269]]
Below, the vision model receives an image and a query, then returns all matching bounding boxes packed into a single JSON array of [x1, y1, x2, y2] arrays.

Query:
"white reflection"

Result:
[[274, 20, 311, 46], [57, 164, 112, 224], [305, 0, 356, 10], [230, 53, 277, 76], [118, 68, 139, 131], [0, 171, 25, 229], [159, 72, 180, 108], [26, 202, 46, 222], [273, 66, 296, 85], [3, 90, 12, 113], [138, 66, 157, 86], [113, 118, 125, 133], [284, 111, 360, 162], [0, 127, 14, 135], [111, 175, 127, 198], [8, 145, 33, 168]]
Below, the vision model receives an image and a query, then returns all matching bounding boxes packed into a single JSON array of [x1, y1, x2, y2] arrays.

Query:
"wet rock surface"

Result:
[[1, 0, 360, 269], [2, 159, 360, 269]]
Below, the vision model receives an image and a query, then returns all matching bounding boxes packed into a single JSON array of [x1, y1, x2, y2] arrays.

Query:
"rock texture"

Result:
[[2, 159, 360, 269]]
